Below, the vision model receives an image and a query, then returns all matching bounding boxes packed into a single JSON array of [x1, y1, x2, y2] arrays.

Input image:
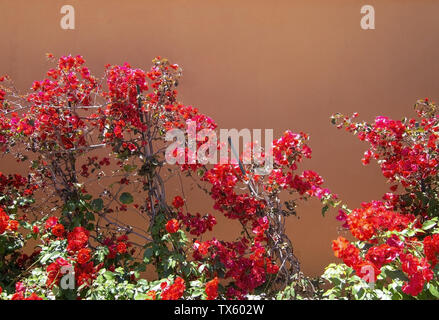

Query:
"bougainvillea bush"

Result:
[[1, 55, 438, 300], [323, 101, 439, 300], [0, 55, 338, 300]]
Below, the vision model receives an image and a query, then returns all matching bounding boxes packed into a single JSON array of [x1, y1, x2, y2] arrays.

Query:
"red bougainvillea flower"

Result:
[[335, 210, 349, 229], [46, 258, 71, 288], [332, 236, 381, 281], [0, 207, 19, 234], [75, 261, 96, 287], [25, 293, 43, 300], [32, 225, 39, 234], [15, 282, 25, 293], [332, 107, 439, 217], [266, 258, 280, 274], [116, 242, 127, 254], [67, 227, 89, 252], [333, 202, 436, 296], [172, 196, 185, 209], [365, 244, 400, 269], [424, 234, 439, 267], [76, 248, 91, 264], [332, 237, 354, 259], [166, 219, 179, 234], [177, 211, 216, 236], [205, 277, 219, 300], [193, 240, 210, 255], [145, 290, 156, 300], [400, 253, 434, 296], [11, 292, 24, 300], [6, 219, 18, 232], [11, 291, 43, 300], [161, 277, 185, 300], [117, 234, 128, 243], [386, 234, 405, 249], [347, 202, 415, 242], [353, 260, 381, 283], [0, 207, 9, 234], [45, 217, 58, 230], [52, 223, 65, 237]]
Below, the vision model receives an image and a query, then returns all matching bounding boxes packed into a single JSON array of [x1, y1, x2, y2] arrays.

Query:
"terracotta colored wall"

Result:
[[1, 0, 439, 277]]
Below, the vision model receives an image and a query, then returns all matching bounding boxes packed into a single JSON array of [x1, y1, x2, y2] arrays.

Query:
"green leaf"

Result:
[[82, 194, 93, 200], [322, 205, 329, 216], [103, 271, 115, 280], [66, 201, 77, 213], [197, 168, 205, 177], [386, 269, 408, 281], [123, 164, 137, 173], [86, 211, 95, 221], [143, 247, 153, 262], [134, 293, 148, 300], [429, 283, 439, 298], [119, 192, 134, 204], [422, 219, 437, 231], [91, 198, 104, 212]]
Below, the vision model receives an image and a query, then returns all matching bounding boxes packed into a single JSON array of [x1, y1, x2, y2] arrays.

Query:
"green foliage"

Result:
[[119, 192, 133, 205]]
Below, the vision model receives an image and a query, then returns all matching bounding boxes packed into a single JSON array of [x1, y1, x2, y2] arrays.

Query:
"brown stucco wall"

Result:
[[1, 0, 439, 277]]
